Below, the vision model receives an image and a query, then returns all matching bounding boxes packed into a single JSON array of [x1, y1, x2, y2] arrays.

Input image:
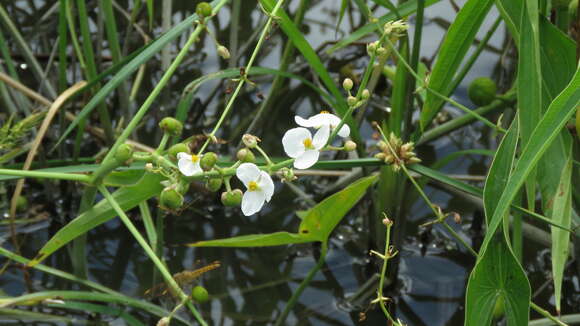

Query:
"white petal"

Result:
[[295, 115, 317, 128], [282, 127, 309, 158], [312, 124, 330, 149], [258, 171, 275, 202], [337, 124, 350, 138], [176, 152, 190, 160], [241, 190, 266, 216], [236, 163, 262, 187], [178, 158, 200, 176], [294, 150, 319, 169], [308, 113, 331, 127]]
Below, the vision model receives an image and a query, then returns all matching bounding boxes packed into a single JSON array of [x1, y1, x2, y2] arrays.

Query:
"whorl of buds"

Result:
[[200, 152, 218, 171], [375, 132, 421, 171], [221, 189, 243, 207], [342, 78, 353, 91], [242, 134, 259, 148], [217, 45, 230, 60], [159, 117, 183, 136], [383, 19, 408, 36], [236, 148, 256, 163]]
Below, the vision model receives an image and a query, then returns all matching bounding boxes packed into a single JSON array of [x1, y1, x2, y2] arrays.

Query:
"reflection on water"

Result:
[[0, 1, 577, 325]]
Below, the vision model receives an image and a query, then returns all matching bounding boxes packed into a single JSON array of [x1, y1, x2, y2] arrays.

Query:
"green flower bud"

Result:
[[236, 148, 255, 163], [157, 317, 170, 326], [468, 77, 497, 106], [242, 134, 259, 148], [342, 78, 353, 91], [347, 96, 358, 107], [374, 152, 386, 160], [168, 143, 189, 162], [217, 45, 230, 60], [158, 117, 183, 137], [344, 140, 357, 151], [361, 89, 370, 100], [377, 141, 388, 151], [15, 195, 28, 212], [376, 47, 387, 58], [221, 189, 243, 207], [200, 152, 218, 171], [206, 178, 223, 192], [160, 187, 184, 210], [196, 2, 212, 18], [191, 285, 209, 303], [114, 144, 133, 165], [279, 167, 295, 182], [366, 41, 378, 55]]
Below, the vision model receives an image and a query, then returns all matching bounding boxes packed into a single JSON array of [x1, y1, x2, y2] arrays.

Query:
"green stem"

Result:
[[377, 220, 399, 325], [98, 185, 207, 325], [197, 0, 286, 155], [530, 302, 568, 326], [441, 221, 478, 256], [255, 145, 274, 166], [274, 242, 328, 326], [156, 133, 170, 153], [0, 168, 91, 182]]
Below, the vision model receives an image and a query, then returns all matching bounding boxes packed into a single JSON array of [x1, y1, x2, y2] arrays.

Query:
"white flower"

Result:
[[177, 152, 203, 176], [236, 163, 275, 216], [282, 126, 328, 169], [295, 111, 350, 138]]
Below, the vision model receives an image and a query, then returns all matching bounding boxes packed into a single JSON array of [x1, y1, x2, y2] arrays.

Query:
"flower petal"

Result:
[[294, 150, 319, 169], [312, 124, 330, 149], [337, 124, 350, 138], [176, 152, 190, 160], [295, 115, 317, 128], [258, 171, 275, 202], [178, 158, 201, 176], [282, 127, 309, 158], [241, 190, 266, 216], [236, 163, 262, 187]]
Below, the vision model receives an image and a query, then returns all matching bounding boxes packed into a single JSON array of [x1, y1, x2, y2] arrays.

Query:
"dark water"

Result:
[[1, 1, 578, 325]]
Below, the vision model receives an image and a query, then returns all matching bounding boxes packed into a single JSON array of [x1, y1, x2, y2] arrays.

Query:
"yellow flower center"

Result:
[[303, 138, 313, 149], [191, 154, 200, 162], [320, 110, 330, 114], [248, 181, 259, 191]]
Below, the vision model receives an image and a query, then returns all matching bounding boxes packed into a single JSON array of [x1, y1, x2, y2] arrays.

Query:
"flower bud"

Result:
[[114, 143, 133, 165], [361, 89, 370, 100], [192, 285, 209, 303], [160, 187, 184, 210], [407, 157, 422, 164], [206, 178, 223, 192], [342, 78, 353, 91], [15, 196, 28, 212], [167, 143, 189, 161], [236, 148, 255, 163], [382, 217, 393, 226], [376, 47, 387, 58], [377, 141, 388, 151], [344, 140, 357, 151], [217, 45, 230, 60], [221, 189, 243, 207], [242, 134, 259, 148], [374, 152, 386, 160], [384, 154, 395, 164], [145, 163, 154, 171], [200, 152, 218, 171], [157, 317, 170, 326], [279, 167, 296, 182], [366, 41, 378, 55], [196, 2, 212, 18], [347, 96, 357, 107], [158, 117, 183, 136]]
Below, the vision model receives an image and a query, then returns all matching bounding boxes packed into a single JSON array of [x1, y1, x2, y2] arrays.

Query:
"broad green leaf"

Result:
[[103, 169, 145, 187], [478, 63, 580, 258], [56, 0, 228, 146], [29, 173, 165, 266], [483, 119, 519, 224], [419, 0, 494, 130], [465, 235, 530, 326], [550, 151, 573, 313], [189, 176, 377, 247], [326, 0, 440, 54], [259, 0, 361, 143]]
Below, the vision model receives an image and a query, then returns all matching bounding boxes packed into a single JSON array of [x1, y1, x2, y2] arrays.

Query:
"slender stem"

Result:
[[255, 145, 274, 166], [0, 168, 91, 182], [274, 242, 328, 326], [530, 302, 568, 326], [156, 133, 170, 153], [197, 0, 285, 155], [441, 221, 478, 256], [376, 220, 399, 325], [98, 185, 208, 325]]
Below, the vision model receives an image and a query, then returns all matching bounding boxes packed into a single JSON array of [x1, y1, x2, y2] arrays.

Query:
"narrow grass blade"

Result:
[[419, 0, 494, 130]]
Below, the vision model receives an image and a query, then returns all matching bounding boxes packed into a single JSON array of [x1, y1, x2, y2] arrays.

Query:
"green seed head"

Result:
[[159, 187, 184, 210], [167, 143, 189, 161], [468, 77, 497, 106], [196, 2, 212, 18], [206, 178, 223, 192], [236, 148, 256, 163], [158, 117, 183, 137], [191, 285, 209, 303], [114, 143, 133, 165], [221, 189, 243, 207], [200, 152, 218, 171]]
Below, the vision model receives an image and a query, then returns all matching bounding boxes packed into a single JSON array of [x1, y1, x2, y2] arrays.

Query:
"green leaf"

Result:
[[484, 119, 519, 224], [550, 150, 573, 313], [465, 235, 531, 326], [478, 63, 580, 259], [146, 0, 153, 29], [189, 175, 377, 247], [336, 0, 349, 34], [103, 169, 146, 187], [29, 173, 165, 267], [419, 0, 494, 130]]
